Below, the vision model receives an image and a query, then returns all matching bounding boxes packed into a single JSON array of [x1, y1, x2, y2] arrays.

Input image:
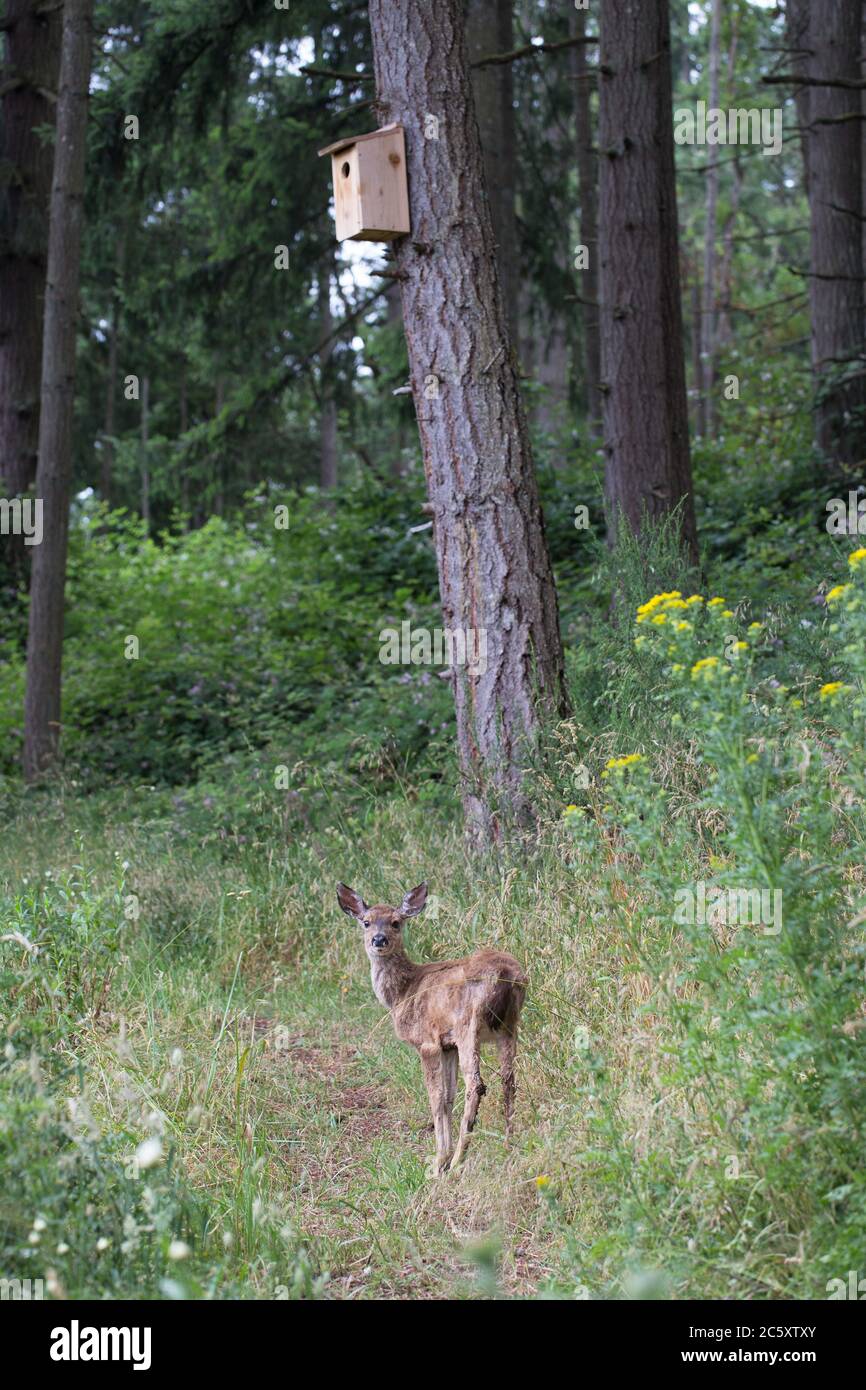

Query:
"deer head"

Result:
[[336, 881, 428, 961]]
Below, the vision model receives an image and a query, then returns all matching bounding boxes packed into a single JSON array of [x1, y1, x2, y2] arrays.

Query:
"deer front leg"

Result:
[[449, 1029, 486, 1170], [419, 1044, 451, 1175]]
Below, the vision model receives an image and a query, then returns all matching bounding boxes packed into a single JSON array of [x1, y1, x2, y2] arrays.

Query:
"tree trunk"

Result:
[[700, 0, 722, 436], [534, 323, 570, 442], [368, 0, 569, 845], [786, 0, 811, 198], [689, 254, 702, 429], [465, 0, 519, 342], [598, 0, 698, 566], [715, 9, 742, 353], [532, 110, 569, 443], [570, 3, 601, 429], [806, 0, 865, 471], [716, 152, 742, 351], [318, 251, 338, 490], [0, 0, 61, 500], [23, 0, 93, 782]]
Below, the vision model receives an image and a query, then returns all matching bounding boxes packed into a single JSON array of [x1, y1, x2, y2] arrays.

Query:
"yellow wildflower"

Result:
[[636, 591, 684, 621], [535, 1175, 551, 1190], [636, 595, 664, 618], [601, 754, 644, 778], [826, 584, 852, 604], [691, 656, 720, 680], [818, 682, 846, 701], [707, 597, 726, 608], [847, 549, 866, 569]]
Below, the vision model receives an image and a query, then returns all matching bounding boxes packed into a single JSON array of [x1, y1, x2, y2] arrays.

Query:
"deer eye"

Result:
[[391, 919, 401, 928]]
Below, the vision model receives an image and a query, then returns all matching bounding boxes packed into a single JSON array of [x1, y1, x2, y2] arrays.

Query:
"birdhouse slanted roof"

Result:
[[317, 122, 403, 159]]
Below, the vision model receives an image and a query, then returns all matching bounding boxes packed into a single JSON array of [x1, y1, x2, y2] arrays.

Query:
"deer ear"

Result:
[[336, 883, 368, 920], [400, 882, 428, 917]]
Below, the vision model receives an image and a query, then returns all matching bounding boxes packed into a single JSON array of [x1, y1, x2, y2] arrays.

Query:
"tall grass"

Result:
[[2, 518, 864, 1299]]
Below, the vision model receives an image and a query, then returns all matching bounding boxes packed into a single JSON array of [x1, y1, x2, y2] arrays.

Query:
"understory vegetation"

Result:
[[2, 433, 864, 1300]]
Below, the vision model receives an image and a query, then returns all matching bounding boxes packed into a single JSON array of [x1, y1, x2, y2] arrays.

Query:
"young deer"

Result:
[[336, 881, 526, 1174]]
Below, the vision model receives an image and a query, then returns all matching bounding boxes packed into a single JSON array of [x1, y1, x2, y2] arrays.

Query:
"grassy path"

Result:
[[5, 783, 843, 1301], [1, 786, 571, 1298]]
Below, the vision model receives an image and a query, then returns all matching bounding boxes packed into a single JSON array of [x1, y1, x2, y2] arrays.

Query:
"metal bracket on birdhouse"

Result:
[[318, 123, 411, 244]]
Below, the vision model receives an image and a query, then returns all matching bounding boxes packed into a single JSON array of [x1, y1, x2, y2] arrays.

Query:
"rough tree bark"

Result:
[[806, 0, 865, 471], [598, 0, 698, 566], [368, 0, 568, 845], [465, 0, 519, 342], [570, 2, 601, 429], [23, 0, 93, 782], [0, 0, 61, 498]]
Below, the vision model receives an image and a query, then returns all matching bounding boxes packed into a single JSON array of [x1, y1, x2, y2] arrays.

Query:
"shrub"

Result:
[[561, 559, 866, 1295]]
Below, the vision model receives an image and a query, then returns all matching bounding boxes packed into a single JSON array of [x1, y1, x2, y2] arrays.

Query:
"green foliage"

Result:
[[1, 479, 451, 797], [3, 533, 865, 1296], [0, 860, 326, 1299], [559, 557, 866, 1295]]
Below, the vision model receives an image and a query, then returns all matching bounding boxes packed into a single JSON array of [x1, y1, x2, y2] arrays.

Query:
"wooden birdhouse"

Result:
[[318, 123, 410, 243]]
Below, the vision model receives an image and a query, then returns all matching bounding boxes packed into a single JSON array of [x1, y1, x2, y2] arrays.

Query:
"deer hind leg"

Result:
[[443, 1047, 458, 1128], [497, 1031, 517, 1146], [419, 1044, 451, 1175], [448, 1027, 486, 1170]]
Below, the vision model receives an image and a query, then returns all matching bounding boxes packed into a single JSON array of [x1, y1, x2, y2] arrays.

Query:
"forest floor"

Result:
[[2, 776, 838, 1301], [3, 785, 619, 1301]]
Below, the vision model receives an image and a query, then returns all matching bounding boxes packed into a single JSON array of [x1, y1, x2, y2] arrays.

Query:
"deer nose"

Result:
[[371, 933, 388, 949]]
